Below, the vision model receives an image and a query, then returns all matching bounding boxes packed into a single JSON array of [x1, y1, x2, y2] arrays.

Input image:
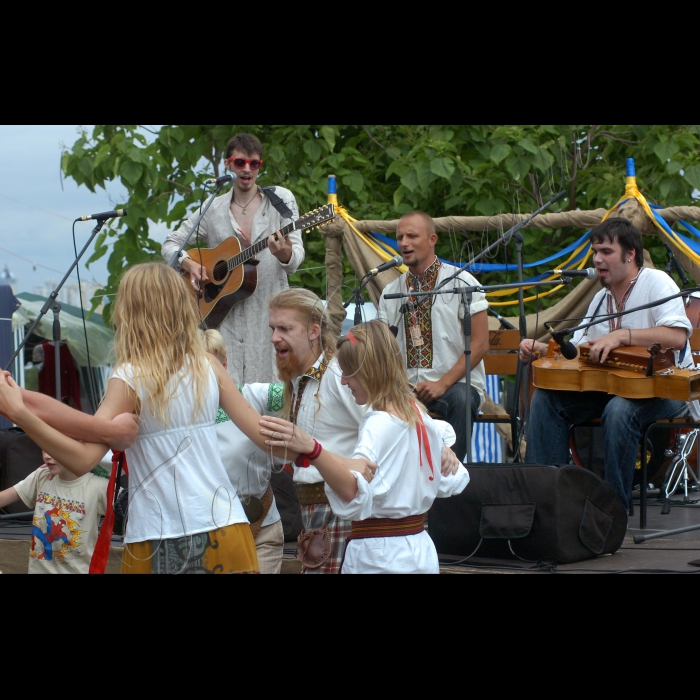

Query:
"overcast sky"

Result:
[[0, 125, 169, 297]]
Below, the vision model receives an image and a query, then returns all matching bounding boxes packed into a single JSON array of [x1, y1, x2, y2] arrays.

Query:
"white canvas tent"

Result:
[[11, 292, 115, 413]]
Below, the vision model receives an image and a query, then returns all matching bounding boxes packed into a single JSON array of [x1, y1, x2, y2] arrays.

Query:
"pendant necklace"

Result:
[[233, 191, 258, 216]]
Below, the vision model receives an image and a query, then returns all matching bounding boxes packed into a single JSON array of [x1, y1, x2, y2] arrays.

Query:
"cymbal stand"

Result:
[[660, 428, 700, 514]]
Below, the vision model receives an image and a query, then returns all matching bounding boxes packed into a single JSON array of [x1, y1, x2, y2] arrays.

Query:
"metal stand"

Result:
[[633, 522, 700, 543], [461, 290, 474, 462], [510, 231, 529, 454], [4, 219, 107, 372], [52, 303, 62, 401], [660, 428, 700, 514], [343, 274, 373, 326], [384, 277, 567, 464], [167, 180, 230, 269]]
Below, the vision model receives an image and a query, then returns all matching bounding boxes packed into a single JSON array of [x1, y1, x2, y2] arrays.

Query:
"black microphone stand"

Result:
[[51, 303, 62, 402], [665, 242, 691, 287], [546, 286, 700, 346], [343, 272, 375, 326], [385, 277, 568, 463], [167, 180, 230, 268], [633, 522, 700, 544], [465, 191, 566, 431], [390, 191, 567, 460], [4, 218, 109, 376]]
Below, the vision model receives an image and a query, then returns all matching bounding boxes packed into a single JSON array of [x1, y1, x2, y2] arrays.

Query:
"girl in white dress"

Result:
[[0, 262, 296, 574], [261, 319, 470, 574]]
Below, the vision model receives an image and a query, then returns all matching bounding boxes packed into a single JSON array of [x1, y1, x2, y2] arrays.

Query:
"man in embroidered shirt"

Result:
[[377, 211, 490, 463], [266, 288, 461, 573], [268, 288, 366, 573], [161, 133, 305, 384], [519, 217, 692, 508]]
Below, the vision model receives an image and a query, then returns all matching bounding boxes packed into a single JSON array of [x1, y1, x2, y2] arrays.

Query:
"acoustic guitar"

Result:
[[187, 203, 335, 328]]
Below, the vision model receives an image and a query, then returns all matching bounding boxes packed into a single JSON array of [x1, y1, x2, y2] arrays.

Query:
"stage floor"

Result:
[[2, 486, 700, 574], [435, 485, 700, 574]]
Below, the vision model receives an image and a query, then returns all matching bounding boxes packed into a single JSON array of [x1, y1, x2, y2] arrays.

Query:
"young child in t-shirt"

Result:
[[0, 451, 108, 574]]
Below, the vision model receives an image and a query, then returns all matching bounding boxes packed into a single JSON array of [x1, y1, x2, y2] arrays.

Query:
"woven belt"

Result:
[[347, 514, 425, 541], [247, 484, 274, 540], [282, 463, 294, 476], [295, 482, 329, 506]]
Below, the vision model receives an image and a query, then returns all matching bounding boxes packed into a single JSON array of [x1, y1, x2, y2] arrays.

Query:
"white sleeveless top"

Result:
[[112, 357, 248, 543]]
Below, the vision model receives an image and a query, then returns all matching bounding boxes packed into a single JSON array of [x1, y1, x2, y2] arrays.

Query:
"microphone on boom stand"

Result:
[[547, 327, 579, 359]]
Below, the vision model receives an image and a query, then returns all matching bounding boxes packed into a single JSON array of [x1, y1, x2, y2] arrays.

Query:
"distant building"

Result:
[[32, 280, 104, 313], [0, 264, 17, 294]]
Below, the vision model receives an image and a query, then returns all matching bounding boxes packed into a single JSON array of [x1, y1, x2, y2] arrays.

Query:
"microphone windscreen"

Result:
[[560, 341, 578, 360]]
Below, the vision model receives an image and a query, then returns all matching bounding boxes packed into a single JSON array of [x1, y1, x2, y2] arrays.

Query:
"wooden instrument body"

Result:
[[532, 342, 700, 401], [184, 203, 335, 329], [188, 237, 257, 329]]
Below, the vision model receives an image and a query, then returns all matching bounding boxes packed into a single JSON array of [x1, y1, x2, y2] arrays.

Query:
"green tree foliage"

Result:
[[61, 125, 700, 324]]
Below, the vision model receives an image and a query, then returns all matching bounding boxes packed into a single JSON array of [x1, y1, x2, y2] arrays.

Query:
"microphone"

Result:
[[488, 307, 517, 330], [78, 208, 128, 222], [205, 173, 237, 186], [545, 267, 596, 280], [366, 255, 403, 277], [551, 331, 578, 360]]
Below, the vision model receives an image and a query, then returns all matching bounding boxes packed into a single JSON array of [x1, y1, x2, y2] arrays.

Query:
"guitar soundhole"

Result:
[[212, 260, 229, 284]]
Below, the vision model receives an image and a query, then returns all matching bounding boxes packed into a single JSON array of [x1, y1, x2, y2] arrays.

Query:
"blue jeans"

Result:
[[425, 383, 481, 463], [525, 388, 687, 508]]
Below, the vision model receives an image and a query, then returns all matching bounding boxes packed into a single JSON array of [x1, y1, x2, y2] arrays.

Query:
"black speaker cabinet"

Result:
[[428, 463, 628, 565]]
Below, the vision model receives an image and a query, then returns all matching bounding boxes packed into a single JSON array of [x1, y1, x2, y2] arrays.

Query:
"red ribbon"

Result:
[[89, 449, 129, 574], [411, 402, 434, 481]]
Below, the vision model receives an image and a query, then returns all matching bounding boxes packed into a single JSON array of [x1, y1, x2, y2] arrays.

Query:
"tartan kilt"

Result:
[[300, 502, 351, 574]]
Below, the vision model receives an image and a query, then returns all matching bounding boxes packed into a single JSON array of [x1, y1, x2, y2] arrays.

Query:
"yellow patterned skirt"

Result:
[[120, 523, 260, 574]]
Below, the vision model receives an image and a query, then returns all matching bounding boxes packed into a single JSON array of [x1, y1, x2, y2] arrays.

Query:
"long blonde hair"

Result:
[[111, 262, 212, 426], [336, 320, 424, 427], [200, 328, 228, 366]]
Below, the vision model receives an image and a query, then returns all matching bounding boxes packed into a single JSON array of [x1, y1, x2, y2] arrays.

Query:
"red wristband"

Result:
[[294, 439, 322, 468], [308, 439, 323, 460], [294, 455, 310, 468]]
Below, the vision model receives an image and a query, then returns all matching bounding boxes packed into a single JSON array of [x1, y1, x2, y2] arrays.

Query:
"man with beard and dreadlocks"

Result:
[[268, 288, 366, 573], [261, 320, 471, 574], [265, 288, 462, 573]]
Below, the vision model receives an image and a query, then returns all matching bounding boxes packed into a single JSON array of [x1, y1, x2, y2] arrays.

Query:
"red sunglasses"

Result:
[[225, 157, 264, 169]]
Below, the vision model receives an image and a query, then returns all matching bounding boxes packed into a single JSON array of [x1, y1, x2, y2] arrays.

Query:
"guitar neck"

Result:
[[227, 220, 296, 271]]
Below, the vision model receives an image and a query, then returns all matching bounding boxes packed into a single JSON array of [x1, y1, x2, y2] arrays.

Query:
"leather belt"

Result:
[[347, 514, 425, 541], [295, 482, 329, 506]]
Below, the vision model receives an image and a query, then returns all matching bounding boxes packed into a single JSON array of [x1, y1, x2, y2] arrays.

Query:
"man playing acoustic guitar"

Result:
[[519, 217, 693, 510], [162, 133, 305, 385]]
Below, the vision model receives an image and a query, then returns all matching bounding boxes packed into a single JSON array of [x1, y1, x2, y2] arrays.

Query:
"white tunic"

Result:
[[572, 267, 693, 367], [161, 186, 304, 384], [291, 357, 367, 484], [326, 409, 470, 574], [112, 358, 249, 543], [214, 383, 282, 528], [378, 262, 488, 409]]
